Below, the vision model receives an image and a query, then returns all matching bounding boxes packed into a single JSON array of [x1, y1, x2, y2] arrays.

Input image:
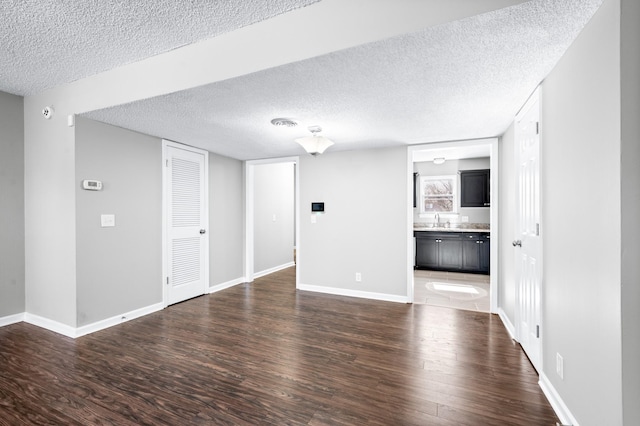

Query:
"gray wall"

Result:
[[498, 124, 516, 324], [24, 88, 77, 327], [299, 147, 407, 297], [621, 0, 640, 423], [541, 0, 622, 424], [75, 118, 246, 325], [253, 162, 294, 274], [209, 152, 244, 285], [0, 91, 25, 318], [75, 118, 162, 326], [413, 157, 491, 225]]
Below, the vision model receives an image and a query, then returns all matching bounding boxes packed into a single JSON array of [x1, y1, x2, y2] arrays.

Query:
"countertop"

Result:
[[413, 224, 490, 233]]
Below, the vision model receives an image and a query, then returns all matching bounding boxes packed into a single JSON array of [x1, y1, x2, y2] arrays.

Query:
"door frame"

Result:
[[407, 138, 499, 311], [244, 156, 300, 286], [162, 139, 210, 307]]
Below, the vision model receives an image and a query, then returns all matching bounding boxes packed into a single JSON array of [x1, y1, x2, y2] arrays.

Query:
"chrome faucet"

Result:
[[434, 213, 439, 225]]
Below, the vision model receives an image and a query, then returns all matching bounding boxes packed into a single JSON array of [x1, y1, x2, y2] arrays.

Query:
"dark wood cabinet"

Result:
[[415, 231, 489, 274], [414, 232, 462, 271], [461, 233, 490, 274], [460, 169, 490, 207]]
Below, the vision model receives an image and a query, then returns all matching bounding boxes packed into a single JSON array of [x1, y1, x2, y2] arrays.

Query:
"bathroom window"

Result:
[[419, 175, 457, 213]]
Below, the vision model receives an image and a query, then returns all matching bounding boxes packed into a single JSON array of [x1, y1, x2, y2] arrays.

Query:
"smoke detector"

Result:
[[42, 106, 54, 119], [270, 117, 298, 127]]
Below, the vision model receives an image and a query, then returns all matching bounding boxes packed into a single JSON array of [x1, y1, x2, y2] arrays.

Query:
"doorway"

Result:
[[407, 138, 499, 312], [245, 157, 300, 285]]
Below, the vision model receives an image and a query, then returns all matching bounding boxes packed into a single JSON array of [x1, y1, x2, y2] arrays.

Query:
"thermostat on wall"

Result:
[[311, 202, 324, 212], [82, 180, 103, 191]]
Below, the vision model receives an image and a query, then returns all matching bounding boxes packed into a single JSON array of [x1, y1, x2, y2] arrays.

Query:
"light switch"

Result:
[[101, 214, 115, 227], [311, 214, 317, 224]]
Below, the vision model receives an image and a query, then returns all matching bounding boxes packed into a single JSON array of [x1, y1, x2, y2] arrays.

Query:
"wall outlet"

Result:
[[461, 216, 469, 223], [556, 353, 564, 380], [355, 272, 362, 282]]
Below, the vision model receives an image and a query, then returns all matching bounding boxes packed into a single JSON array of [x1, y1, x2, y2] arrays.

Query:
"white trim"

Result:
[[298, 283, 409, 304], [245, 157, 300, 288], [75, 303, 164, 338], [489, 139, 499, 313], [162, 140, 210, 307], [539, 372, 579, 426], [497, 307, 516, 340], [24, 313, 76, 338], [254, 262, 296, 279], [0, 312, 25, 327], [208, 277, 246, 294]]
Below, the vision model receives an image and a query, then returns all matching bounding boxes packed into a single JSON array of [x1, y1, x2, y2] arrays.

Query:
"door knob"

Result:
[[199, 229, 206, 235], [512, 240, 522, 247]]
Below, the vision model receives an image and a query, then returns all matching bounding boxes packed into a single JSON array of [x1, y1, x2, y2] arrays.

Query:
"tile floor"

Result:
[[414, 269, 490, 312]]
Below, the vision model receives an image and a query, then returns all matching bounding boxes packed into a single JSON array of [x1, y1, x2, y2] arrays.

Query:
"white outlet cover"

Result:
[[101, 214, 115, 227]]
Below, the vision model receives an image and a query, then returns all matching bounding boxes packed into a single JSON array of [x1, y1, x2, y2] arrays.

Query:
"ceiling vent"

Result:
[[270, 117, 298, 127]]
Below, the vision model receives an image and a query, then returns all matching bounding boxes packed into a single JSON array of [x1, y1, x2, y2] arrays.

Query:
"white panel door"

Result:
[[514, 89, 542, 372], [165, 144, 208, 305]]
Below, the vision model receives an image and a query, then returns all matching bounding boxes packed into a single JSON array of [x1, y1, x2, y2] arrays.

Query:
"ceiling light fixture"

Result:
[[433, 157, 446, 165], [270, 117, 298, 127], [295, 125, 334, 156]]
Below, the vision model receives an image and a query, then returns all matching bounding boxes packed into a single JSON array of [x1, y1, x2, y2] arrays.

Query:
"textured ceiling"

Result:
[[0, 0, 319, 96], [82, 0, 604, 160], [2, 0, 604, 160]]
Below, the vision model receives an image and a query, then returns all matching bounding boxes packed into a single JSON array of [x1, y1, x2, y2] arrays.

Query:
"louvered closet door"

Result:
[[166, 145, 207, 305]]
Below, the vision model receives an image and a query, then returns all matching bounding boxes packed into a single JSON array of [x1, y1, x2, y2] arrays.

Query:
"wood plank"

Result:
[[0, 266, 558, 424]]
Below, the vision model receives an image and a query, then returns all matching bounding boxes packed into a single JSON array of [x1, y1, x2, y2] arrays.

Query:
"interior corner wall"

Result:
[[253, 162, 294, 274], [299, 147, 407, 297], [24, 91, 77, 327], [621, 0, 640, 423], [497, 123, 516, 323], [75, 118, 162, 326], [209, 152, 244, 285], [541, 0, 622, 424], [0, 91, 25, 318]]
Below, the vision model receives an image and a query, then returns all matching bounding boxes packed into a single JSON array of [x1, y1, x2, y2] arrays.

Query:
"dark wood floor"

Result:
[[0, 267, 558, 425]]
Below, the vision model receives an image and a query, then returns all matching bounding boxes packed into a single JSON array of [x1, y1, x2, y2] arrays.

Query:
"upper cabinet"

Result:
[[460, 169, 490, 207]]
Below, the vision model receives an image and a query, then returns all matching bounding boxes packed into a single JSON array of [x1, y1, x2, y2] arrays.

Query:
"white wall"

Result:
[[75, 118, 162, 326], [253, 162, 294, 275], [620, 0, 640, 423], [299, 147, 408, 299], [541, 0, 622, 424], [0, 91, 25, 318]]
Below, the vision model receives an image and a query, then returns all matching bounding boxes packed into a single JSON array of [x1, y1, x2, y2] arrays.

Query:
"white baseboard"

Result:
[[22, 303, 164, 338], [297, 283, 409, 303], [208, 277, 245, 294], [24, 313, 77, 338], [497, 307, 517, 340], [75, 302, 164, 338], [254, 262, 295, 279], [539, 372, 579, 426], [0, 312, 25, 327]]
